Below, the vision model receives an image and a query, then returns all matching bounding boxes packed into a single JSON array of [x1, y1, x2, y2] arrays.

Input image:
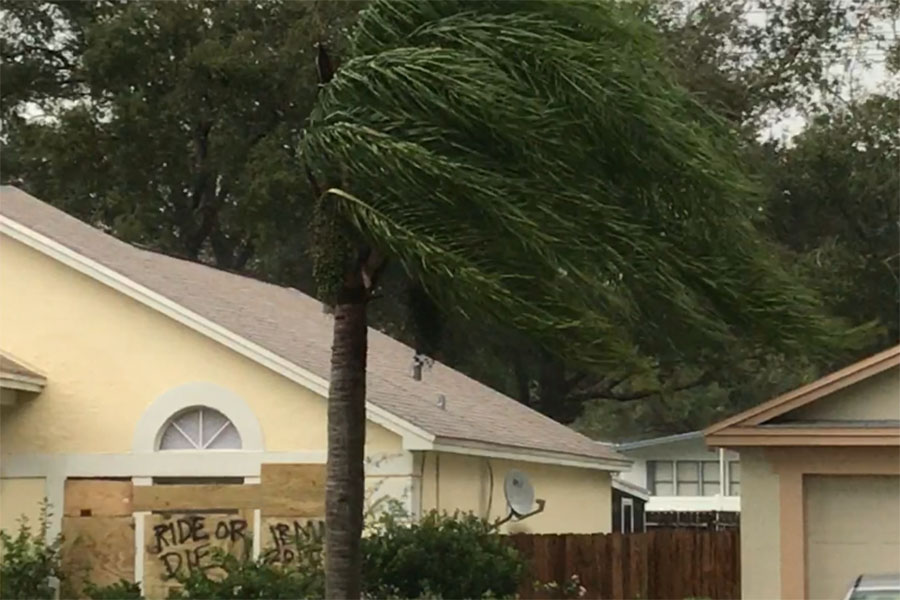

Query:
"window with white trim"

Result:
[[648, 460, 721, 496], [158, 406, 242, 450], [728, 461, 740, 496]]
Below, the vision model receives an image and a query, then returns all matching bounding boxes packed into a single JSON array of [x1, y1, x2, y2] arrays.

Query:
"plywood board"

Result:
[[132, 484, 260, 512], [259, 516, 325, 566], [260, 464, 325, 516], [64, 479, 133, 517], [61, 516, 134, 598], [142, 511, 251, 600]]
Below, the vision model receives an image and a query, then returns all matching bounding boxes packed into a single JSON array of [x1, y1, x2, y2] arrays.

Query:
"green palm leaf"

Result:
[[303, 0, 857, 371]]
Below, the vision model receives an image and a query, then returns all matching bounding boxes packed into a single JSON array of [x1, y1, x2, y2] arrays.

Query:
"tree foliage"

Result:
[[1, 0, 359, 279], [1, 0, 892, 441], [769, 94, 899, 348], [304, 0, 850, 370]]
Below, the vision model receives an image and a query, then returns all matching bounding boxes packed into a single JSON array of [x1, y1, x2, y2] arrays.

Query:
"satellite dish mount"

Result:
[[493, 469, 546, 529]]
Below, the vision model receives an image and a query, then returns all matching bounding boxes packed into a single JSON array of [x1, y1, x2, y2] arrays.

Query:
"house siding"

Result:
[[0, 234, 402, 456], [778, 369, 900, 421], [420, 452, 612, 534], [618, 438, 740, 513], [0, 477, 45, 534], [739, 448, 781, 600]]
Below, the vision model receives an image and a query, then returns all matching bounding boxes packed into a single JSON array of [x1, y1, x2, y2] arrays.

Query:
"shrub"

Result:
[[168, 534, 324, 599], [361, 511, 525, 599], [0, 503, 62, 600], [84, 579, 143, 599]]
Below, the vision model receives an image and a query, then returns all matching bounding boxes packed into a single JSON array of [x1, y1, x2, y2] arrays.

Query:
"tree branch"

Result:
[[601, 370, 714, 403]]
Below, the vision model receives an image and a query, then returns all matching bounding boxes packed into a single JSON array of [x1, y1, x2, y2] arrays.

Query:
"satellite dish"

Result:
[[504, 469, 536, 517]]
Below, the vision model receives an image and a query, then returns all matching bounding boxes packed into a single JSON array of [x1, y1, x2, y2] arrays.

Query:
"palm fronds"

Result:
[[302, 0, 856, 369]]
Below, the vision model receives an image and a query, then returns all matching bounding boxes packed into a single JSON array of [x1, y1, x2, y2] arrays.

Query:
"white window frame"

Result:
[[621, 497, 635, 533], [649, 459, 723, 497], [133, 382, 264, 453], [647, 460, 675, 495], [158, 406, 242, 450], [727, 460, 740, 496]]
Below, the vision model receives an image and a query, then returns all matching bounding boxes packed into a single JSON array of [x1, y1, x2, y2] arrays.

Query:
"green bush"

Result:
[[0, 503, 62, 600], [361, 511, 525, 599], [84, 579, 144, 599], [168, 535, 324, 599], [168, 554, 323, 599], [153, 511, 522, 599]]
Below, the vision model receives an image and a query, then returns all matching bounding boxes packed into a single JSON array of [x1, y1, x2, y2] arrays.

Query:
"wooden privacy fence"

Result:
[[646, 510, 740, 530], [509, 529, 740, 600]]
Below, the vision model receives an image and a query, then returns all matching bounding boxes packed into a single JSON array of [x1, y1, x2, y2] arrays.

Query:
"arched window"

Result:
[[158, 406, 242, 450]]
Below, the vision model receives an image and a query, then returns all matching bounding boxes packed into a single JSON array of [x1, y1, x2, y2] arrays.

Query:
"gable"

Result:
[[773, 368, 900, 424], [0, 234, 402, 455], [0, 186, 629, 469]]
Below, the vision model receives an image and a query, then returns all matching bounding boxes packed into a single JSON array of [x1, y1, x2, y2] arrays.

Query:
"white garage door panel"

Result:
[[806, 475, 900, 600]]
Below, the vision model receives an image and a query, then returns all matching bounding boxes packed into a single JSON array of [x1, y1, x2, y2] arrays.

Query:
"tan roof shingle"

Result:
[[0, 186, 623, 463]]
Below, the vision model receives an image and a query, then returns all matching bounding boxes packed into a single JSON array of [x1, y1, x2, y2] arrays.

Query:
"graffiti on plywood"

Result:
[[261, 518, 325, 565]]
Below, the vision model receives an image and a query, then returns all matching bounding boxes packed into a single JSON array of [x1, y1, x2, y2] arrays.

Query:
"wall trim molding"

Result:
[[430, 441, 631, 472], [1, 450, 415, 479], [133, 382, 265, 452]]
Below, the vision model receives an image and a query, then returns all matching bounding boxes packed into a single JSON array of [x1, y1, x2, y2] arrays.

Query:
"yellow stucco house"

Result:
[[706, 346, 900, 600], [0, 186, 629, 555]]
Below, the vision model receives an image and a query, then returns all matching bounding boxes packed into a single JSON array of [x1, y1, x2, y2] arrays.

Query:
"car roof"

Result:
[[857, 574, 900, 590]]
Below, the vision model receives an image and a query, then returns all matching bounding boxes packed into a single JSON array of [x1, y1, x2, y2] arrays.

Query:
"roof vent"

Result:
[[436, 394, 447, 410], [410, 352, 433, 381]]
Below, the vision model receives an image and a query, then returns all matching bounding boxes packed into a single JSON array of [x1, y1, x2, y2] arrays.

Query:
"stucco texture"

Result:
[[0, 236, 401, 456], [420, 452, 611, 534], [0, 478, 46, 534], [805, 474, 900, 599], [781, 368, 900, 421], [738, 448, 782, 600]]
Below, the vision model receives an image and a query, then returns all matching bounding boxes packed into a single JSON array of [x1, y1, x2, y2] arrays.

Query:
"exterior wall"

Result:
[[0, 235, 401, 457], [735, 445, 900, 600], [781, 368, 900, 421], [768, 446, 900, 600], [419, 451, 611, 534], [0, 478, 46, 534], [618, 456, 648, 489], [611, 488, 645, 533], [738, 449, 781, 600], [805, 474, 900, 600], [618, 439, 740, 512], [0, 388, 18, 406], [0, 235, 412, 539]]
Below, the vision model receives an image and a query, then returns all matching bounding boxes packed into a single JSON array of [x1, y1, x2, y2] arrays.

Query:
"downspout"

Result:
[[435, 452, 440, 513]]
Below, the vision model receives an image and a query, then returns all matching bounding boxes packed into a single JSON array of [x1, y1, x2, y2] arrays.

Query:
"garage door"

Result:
[[805, 475, 900, 600]]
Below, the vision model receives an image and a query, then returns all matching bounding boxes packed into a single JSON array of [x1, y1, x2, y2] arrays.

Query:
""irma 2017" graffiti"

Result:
[[262, 519, 325, 565]]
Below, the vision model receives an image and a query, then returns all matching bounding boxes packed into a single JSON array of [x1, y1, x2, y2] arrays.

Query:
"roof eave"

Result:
[[616, 430, 703, 451], [1, 212, 607, 464], [0, 373, 46, 393], [431, 438, 633, 472], [707, 425, 900, 448], [704, 346, 900, 437]]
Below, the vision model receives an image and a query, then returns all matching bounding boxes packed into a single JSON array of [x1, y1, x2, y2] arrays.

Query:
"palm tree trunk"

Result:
[[325, 284, 368, 599]]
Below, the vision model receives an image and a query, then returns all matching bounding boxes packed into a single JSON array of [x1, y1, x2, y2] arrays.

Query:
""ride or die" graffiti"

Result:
[[148, 515, 248, 580]]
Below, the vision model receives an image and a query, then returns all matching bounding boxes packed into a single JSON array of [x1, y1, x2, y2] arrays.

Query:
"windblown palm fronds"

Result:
[[302, 0, 850, 370]]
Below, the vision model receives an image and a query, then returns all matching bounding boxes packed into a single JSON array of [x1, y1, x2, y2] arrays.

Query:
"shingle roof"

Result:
[[0, 186, 624, 463]]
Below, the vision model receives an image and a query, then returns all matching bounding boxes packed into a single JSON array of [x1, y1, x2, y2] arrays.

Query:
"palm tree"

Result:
[[301, 1, 850, 596]]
